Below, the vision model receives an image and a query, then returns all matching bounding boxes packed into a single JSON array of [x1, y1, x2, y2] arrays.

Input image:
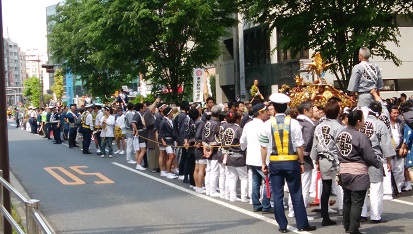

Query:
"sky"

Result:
[[2, 0, 60, 52]]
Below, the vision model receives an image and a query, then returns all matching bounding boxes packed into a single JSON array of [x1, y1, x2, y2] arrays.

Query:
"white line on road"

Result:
[[390, 198, 413, 206], [112, 162, 310, 234]]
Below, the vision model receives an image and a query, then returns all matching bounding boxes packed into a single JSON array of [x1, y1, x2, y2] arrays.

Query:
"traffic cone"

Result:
[[50, 130, 54, 139], [309, 171, 321, 206]]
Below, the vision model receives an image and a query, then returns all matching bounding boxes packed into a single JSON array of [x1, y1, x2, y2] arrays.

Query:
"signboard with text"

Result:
[[193, 68, 204, 102], [65, 73, 74, 104]]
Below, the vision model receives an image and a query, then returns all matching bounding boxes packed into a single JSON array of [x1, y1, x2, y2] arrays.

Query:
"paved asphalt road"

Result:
[[6, 121, 413, 234]]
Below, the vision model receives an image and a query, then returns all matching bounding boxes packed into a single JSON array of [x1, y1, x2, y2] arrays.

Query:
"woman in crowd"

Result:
[[336, 108, 380, 234], [194, 110, 208, 193], [114, 107, 126, 155]]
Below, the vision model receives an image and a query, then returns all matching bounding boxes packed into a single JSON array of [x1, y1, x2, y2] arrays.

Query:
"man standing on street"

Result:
[[67, 104, 79, 148], [44, 107, 52, 139], [240, 103, 272, 213], [14, 108, 20, 128], [288, 101, 315, 219], [82, 104, 94, 154], [124, 103, 136, 163], [50, 107, 62, 144], [259, 93, 316, 233]]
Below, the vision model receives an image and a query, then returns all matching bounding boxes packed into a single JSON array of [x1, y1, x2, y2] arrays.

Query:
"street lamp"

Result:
[[41, 64, 56, 104]]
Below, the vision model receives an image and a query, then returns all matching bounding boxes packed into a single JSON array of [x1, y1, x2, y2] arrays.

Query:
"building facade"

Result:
[[215, 15, 413, 103], [4, 37, 25, 105], [25, 48, 49, 94]]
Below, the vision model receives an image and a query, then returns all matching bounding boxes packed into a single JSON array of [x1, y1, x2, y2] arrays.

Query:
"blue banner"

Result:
[[65, 73, 74, 104]]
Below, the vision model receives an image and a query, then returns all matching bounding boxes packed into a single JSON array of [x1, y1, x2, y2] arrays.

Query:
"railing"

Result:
[[0, 170, 54, 234]]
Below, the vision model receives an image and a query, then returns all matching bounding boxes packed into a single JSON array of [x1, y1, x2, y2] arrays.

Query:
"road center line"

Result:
[[112, 162, 310, 234]]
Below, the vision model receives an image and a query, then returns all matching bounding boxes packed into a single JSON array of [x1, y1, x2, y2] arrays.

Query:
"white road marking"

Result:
[[390, 198, 413, 206], [9, 123, 17, 127], [112, 162, 310, 234]]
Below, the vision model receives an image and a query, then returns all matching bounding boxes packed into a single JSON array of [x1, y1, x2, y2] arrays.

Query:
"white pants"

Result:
[[309, 167, 317, 197], [205, 160, 211, 195], [218, 163, 228, 198], [227, 166, 248, 201], [207, 160, 219, 194], [125, 135, 134, 161], [362, 182, 383, 220], [289, 169, 312, 213], [383, 163, 393, 196], [392, 157, 405, 192]]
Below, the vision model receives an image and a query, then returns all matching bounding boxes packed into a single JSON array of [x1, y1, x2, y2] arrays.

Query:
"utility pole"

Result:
[[233, 14, 240, 100], [238, 13, 246, 101], [0, 0, 13, 233]]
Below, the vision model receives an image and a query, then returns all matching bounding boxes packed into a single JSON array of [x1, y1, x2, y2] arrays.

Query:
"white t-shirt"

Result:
[[95, 110, 104, 128], [116, 114, 126, 134], [240, 118, 265, 167], [100, 115, 115, 137]]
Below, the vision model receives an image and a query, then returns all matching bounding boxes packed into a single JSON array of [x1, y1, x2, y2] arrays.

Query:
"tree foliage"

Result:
[[240, 0, 413, 90], [51, 68, 64, 100], [48, 0, 139, 101], [23, 76, 41, 107], [48, 0, 238, 102]]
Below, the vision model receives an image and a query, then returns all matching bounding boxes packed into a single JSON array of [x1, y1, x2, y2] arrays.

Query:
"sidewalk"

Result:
[[10, 171, 30, 230]]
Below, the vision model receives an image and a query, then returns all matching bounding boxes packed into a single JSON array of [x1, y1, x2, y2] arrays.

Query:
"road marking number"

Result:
[[70, 166, 114, 184], [44, 166, 114, 185]]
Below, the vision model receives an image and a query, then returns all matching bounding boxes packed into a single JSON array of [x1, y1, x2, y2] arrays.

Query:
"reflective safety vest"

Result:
[[269, 115, 297, 161], [82, 111, 90, 129]]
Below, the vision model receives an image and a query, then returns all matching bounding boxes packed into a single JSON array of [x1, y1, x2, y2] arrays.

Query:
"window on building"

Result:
[[396, 79, 413, 91], [277, 28, 309, 61], [381, 79, 396, 91], [223, 38, 234, 59], [395, 14, 413, 27], [244, 25, 271, 67]]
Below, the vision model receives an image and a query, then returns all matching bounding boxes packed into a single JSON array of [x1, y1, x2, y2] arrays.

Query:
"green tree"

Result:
[[48, 0, 139, 100], [240, 0, 413, 90], [48, 0, 238, 102], [42, 93, 54, 105], [23, 77, 41, 107], [121, 0, 237, 101], [210, 74, 216, 101], [51, 68, 64, 100]]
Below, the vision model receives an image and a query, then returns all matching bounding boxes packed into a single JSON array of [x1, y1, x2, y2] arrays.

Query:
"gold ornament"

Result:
[[278, 53, 352, 108], [114, 126, 122, 138]]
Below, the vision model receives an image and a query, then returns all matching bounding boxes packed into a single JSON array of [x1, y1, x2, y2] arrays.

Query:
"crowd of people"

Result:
[[9, 47, 413, 233]]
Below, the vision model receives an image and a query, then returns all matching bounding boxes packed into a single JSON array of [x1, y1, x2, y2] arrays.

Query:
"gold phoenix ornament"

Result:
[[279, 52, 352, 108]]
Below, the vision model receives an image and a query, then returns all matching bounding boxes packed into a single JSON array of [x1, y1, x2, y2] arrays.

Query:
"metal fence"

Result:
[[0, 170, 54, 234]]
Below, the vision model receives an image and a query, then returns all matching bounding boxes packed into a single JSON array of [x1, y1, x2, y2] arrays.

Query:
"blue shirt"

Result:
[[404, 125, 413, 168]]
